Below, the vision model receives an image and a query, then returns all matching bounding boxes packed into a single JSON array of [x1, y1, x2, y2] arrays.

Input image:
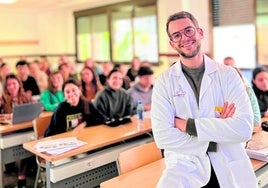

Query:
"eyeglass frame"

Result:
[[169, 26, 198, 43]]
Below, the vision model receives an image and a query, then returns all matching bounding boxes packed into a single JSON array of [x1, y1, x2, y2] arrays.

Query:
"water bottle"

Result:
[[137, 101, 144, 125]]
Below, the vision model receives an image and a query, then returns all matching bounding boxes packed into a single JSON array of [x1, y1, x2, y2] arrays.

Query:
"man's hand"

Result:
[[72, 122, 87, 134], [174, 117, 187, 132], [174, 102, 236, 132], [219, 102, 236, 119]]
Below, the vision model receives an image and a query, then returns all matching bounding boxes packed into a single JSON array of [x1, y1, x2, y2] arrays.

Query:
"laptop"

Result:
[[0, 102, 43, 124]]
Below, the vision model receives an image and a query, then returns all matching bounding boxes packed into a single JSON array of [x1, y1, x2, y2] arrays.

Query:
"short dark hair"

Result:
[[107, 68, 121, 79], [62, 78, 81, 91], [138, 66, 154, 76], [166, 11, 199, 38], [16, 60, 28, 68]]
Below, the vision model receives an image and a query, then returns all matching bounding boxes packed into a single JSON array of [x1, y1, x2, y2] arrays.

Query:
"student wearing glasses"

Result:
[[151, 11, 257, 187]]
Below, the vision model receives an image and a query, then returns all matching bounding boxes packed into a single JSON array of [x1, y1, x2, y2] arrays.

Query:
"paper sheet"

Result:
[[35, 137, 87, 155]]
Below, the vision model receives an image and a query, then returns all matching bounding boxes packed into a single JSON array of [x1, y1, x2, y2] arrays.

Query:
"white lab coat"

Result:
[[151, 55, 257, 188]]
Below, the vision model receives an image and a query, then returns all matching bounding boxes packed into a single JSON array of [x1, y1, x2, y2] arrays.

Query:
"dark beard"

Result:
[[179, 44, 201, 59]]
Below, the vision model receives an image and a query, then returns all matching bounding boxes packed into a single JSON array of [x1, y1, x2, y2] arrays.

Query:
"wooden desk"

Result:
[[252, 158, 267, 171], [0, 111, 52, 134], [252, 159, 268, 187], [0, 111, 53, 188], [23, 117, 152, 188], [100, 158, 268, 188], [100, 159, 165, 188]]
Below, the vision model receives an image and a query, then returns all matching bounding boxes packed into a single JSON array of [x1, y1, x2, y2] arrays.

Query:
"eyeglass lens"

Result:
[[170, 26, 196, 42]]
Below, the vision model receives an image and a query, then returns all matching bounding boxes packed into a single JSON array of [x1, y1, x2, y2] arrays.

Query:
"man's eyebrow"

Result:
[[170, 27, 189, 36], [171, 31, 181, 36]]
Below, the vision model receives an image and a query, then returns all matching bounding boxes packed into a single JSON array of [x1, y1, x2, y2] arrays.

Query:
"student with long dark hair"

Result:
[[80, 66, 102, 101], [45, 79, 102, 136]]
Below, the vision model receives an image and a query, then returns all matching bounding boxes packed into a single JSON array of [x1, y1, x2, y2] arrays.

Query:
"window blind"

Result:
[[212, 0, 255, 26]]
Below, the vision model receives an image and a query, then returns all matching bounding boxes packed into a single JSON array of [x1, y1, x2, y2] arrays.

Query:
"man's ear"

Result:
[[197, 28, 204, 39], [169, 40, 175, 50], [252, 79, 256, 85]]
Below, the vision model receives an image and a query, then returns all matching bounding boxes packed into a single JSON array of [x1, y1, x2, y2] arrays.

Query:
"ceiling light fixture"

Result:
[[0, 0, 17, 4]]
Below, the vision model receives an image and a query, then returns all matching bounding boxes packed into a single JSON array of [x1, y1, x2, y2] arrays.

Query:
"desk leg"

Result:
[[0, 149, 3, 188], [46, 160, 52, 188]]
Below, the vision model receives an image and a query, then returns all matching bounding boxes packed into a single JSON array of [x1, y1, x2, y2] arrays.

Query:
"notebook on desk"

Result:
[[0, 102, 43, 124], [247, 147, 268, 162], [246, 131, 268, 162]]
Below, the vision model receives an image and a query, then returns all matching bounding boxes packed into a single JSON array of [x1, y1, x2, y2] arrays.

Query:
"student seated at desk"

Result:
[[252, 67, 268, 118], [0, 73, 34, 188], [93, 68, 135, 126], [16, 60, 40, 98], [223, 58, 261, 133], [0, 73, 33, 113], [80, 66, 102, 101], [45, 78, 102, 137], [0, 62, 11, 84], [40, 71, 65, 112], [128, 66, 154, 111]]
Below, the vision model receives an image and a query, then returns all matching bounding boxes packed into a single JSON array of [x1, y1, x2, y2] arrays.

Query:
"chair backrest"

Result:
[[33, 114, 52, 139], [117, 141, 162, 174]]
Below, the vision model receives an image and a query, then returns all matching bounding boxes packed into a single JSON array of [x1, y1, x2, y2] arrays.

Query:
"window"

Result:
[[74, 0, 158, 64], [76, 16, 90, 61], [256, 0, 268, 65], [76, 14, 109, 62], [211, 0, 256, 68], [111, 10, 133, 62]]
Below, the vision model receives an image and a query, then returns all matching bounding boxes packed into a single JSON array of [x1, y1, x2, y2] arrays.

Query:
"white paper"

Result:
[[35, 137, 87, 155]]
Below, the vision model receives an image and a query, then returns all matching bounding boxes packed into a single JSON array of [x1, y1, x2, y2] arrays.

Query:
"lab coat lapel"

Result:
[[171, 61, 196, 99], [199, 56, 218, 102]]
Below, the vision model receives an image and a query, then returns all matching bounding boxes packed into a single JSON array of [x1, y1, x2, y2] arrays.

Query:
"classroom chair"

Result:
[[117, 141, 162, 174], [32, 114, 52, 188]]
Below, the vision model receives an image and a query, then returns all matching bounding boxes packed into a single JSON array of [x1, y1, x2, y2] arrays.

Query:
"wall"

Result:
[[0, 0, 210, 74], [0, 7, 76, 71], [156, 0, 211, 76]]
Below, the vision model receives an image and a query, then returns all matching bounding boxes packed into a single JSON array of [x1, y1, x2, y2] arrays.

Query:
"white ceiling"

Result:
[[0, 0, 127, 11]]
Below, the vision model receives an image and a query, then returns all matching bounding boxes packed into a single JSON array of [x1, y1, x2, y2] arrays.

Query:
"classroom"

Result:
[[1, 0, 268, 188]]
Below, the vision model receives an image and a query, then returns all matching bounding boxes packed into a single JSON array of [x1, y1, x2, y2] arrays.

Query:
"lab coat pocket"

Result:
[[173, 95, 195, 119]]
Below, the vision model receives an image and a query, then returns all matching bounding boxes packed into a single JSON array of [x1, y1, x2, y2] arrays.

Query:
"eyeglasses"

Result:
[[169, 26, 197, 43]]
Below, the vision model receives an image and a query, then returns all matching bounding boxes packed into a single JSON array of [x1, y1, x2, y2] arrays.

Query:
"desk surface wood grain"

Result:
[[100, 158, 267, 188], [251, 158, 267, 171], [100, 159, 165, 188], [23, 117, 152, 162]]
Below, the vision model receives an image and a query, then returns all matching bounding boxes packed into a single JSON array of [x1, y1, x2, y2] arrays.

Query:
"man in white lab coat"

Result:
[[151, 11, 257, 188]]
